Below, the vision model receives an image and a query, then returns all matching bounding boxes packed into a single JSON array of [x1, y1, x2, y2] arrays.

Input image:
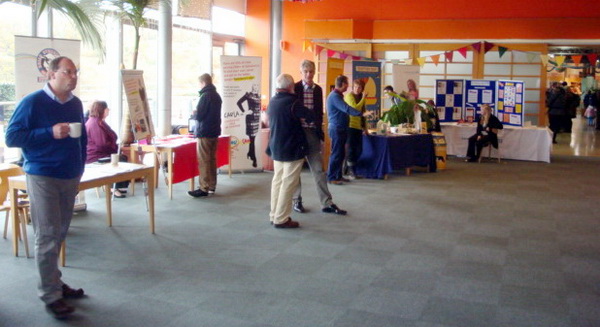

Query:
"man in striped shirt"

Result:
[[292, 60, 347, 215]]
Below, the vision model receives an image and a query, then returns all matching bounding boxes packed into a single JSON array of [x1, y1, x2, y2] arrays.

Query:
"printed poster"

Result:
[[464, 80, 497, 122], [352, 60, 381, 126], [220, 55, 262, 171], [435, 79, 464, 122], [497, 80, 525, 127], [121, 70, 155, 141], [392, 64, 421, 100], [14, 36, 80, 100]]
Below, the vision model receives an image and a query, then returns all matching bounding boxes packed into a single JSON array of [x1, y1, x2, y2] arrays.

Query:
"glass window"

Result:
[[513, 64, 541, 76]]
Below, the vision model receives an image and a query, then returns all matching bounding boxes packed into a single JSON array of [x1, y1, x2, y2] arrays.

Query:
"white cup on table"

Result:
[[111, 154, 119, 166]]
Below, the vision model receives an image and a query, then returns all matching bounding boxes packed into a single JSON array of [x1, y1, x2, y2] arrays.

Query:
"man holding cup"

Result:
[[6, 56, 87, 319]]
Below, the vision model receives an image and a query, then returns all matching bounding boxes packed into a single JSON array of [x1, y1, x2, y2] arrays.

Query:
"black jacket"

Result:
[[194, 84, 222, 138], [476, 114, 503, 148], [294, 81, 324, 140], [266, 90, 315, 162]]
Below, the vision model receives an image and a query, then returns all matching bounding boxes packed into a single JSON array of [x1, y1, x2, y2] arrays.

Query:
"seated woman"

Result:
[[466, 104, 503, 162], [85, 100, 129, 197]]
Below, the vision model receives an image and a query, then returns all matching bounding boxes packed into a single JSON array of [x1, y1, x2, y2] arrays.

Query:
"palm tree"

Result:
[[1, 0, 105, 51]]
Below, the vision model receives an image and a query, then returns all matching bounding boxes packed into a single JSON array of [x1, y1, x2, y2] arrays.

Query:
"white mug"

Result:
[[69, 122, 82, 138], [111, 153, 119, 166]]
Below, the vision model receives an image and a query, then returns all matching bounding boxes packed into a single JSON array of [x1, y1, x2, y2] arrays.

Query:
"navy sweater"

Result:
[[266, 91, 314, 162], [194, 84, 222, 138], [5, 89, 87, 179]]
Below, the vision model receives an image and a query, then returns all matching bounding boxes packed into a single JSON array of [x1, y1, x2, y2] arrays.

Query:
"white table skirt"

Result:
[[441, 123, 553, 163]]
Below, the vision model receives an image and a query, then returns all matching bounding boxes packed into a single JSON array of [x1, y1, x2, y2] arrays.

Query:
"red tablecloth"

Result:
[[154, 135, 230, 184]]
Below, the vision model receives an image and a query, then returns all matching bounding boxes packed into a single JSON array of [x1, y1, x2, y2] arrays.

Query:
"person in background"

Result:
[[5, 56, 87, 319], [564, 86, 580, 133], [189, 73, 222, 198], [426, 99, 442, 132], [266, 74, 315, 228], [292, 60, 347, 215], [327, 75, 369, 185], [85, 100, 129, 198], [584, 104, 597, 127], [343, 79, 368, 180], [383, 85, 401, 107], [546, 82, 566, 144], [465, 104, 503, 162]]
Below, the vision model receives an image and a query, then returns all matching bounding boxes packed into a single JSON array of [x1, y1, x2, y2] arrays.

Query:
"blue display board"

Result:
[[465, 80, 497, 122], [497, 80, 525, 127], [352, 60, 382, 126], [435, 79, 464, 123]]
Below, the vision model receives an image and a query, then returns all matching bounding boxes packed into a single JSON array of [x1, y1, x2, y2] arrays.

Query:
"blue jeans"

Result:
[[327, 127, 348, 181]]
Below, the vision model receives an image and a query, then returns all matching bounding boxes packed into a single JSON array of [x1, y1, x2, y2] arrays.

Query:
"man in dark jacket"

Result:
[[546, 82, 566, 144], [292, 60, 347, 215], [266, 74, 314, 228], [189, 73, 222, 197]]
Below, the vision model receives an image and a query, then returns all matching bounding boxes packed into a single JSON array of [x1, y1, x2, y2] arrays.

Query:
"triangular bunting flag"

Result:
[[498, 46, 508, 58], [339, 53, 349, 60], [416, 57, 426, 67], [431, 54, 441, 66], [526, 52, 538, 63], [352, 55, 361, 61], [405, 58, 414, 65], [391, 59, 400, 65], [554, 55, 566, 67], [445, 51, 454, 63], [302, 40, 312, 52], [540, 54, 549, 66], [571, 55, 582, 65], [326, 49, 336, 58], [484, 41, 495, 53], [588, 54, 598, 66], [314, 45, 323, 54], [471, 42, 482, 53], [458, 47, 468, 59]]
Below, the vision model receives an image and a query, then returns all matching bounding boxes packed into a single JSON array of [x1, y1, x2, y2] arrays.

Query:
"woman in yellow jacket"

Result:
[[343, 79, 368, 179]]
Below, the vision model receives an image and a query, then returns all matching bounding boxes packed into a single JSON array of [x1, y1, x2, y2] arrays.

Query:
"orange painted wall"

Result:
[[246, 0, 600, 96]]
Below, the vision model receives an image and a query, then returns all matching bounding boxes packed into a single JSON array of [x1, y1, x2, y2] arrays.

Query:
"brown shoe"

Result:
[[274, 218, 300, 229], [328, 180, 344, 185], [45, 299, 75, 319]]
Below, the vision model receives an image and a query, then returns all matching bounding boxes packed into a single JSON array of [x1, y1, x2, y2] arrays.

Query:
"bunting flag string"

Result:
[[311, 41, 599, 69]]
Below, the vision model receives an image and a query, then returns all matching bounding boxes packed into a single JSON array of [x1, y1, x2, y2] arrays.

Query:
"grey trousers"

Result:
[[293, 128, 333, 208], [26, 174, 80, 304]]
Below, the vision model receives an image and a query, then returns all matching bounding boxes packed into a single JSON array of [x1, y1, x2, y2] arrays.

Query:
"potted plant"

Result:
[[381, 93, 435, 131]]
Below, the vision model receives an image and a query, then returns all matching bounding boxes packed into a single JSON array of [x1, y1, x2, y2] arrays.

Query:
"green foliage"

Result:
[[0, 83, 15, 101], [381, 94, 435, 130]]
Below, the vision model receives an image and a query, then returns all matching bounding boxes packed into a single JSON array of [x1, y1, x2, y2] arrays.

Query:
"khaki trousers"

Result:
[[270, 159, 304, 224], [196, 137, 218, 192]]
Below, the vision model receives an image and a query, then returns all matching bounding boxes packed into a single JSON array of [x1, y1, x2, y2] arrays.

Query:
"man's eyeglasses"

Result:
[[55, 69, 80, 77]]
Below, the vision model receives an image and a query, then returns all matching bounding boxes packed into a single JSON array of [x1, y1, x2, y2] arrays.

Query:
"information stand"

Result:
[[435, 79, 465, 123]]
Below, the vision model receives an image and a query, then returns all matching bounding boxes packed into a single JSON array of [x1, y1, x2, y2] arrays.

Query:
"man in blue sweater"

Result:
[[326, 75, 366, 184], [188, 73, 222, 198], [5, 56, 87, 319]]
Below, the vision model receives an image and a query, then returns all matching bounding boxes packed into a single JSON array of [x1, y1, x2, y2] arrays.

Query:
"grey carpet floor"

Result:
[[1, 156, 600, 327]]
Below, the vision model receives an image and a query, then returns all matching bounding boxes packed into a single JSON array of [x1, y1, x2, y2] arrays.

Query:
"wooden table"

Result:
[[9, 162, 155, 260], [130, 135, 231, 199]]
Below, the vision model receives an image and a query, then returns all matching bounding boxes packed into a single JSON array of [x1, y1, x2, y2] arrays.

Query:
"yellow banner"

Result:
[[554, 55, 566, 67]]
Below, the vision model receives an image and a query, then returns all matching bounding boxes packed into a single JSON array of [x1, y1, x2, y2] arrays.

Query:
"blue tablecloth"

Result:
[[355, 134, 436, 179]]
